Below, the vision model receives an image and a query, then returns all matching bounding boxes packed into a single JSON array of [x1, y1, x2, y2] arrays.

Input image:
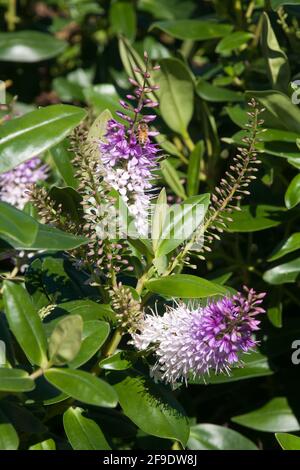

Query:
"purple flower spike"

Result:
[[99, 51, 160, 236], [132, 287, 266, 385], [0, 157, 48, 209]]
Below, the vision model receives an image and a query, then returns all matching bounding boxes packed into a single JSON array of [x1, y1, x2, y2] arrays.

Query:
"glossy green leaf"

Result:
[[155, 194, 210, 257], [228, 205, 286, 232], [156, 58, 193, 135], [109, 370, 189, 446], [150, 20, 233, 40], [110, 1, 136, 41], [0, 368, 35, 392], [26, 224, 88, 251], [152, 188, 168, 252], [0, 31, 66, 62], [232, 398, 300, 432], [88, 109, 113, 160], [53, 77, 84, 102], [50, 139, 78, 188], [84, 85, 121, 114], [268, 233, 300, 261], [188, 424, 258, 450], [3, 281, 48, 367], [187, 140, 204, 196], [48, 315, 83, 366], [145, 274, 227, 298], [0, 202, 38, 247], [57, 300, 116, 324], [271, 0, 300, 9], [119, 37, 157, 104], [0, 410, 19, 450], [261, 13, 290, 92], [29, 439, 56, 450], [45, 368, 118, 408], [99, 351, 133, 371], [268, 304, 283, 328], [263, 257, 300, 284], [191, 352, 273, 384], [69, 321, 110, 369], [196, 79, 243, 102], [216, 31, 253, 55], [285, 174, 300, 209], [247, 90, 300, 134], [275, 433, 300, 450], [160, 160, 186, 200], [0, 105, 87, 174], [63, 407, 110, 450]]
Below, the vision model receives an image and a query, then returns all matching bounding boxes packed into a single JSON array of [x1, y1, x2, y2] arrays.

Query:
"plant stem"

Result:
[[182, 131, 195, 153], [29, 367, 46, 381], [102, 328, 123, 358], [5, 0, 18, 31]]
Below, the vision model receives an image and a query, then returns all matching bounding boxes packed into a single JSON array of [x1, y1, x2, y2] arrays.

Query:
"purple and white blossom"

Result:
[[99, 52, 160, 236], [132, 287, 266, 384], [0, 157, 48, 210]]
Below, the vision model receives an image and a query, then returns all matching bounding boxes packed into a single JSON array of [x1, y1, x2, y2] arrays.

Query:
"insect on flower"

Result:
[[137, 120, 149, 146]]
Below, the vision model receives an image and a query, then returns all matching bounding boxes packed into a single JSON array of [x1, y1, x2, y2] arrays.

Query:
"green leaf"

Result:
[[246, 90, 300, 134], [0, 31, 66, 62], [187, 424, 258, 450], [0, 202, 38, 247], [271, 0, 300, 9], [160, 160, 186, 200], [84, 85, 121, 114], [88, 109, 113, 160], [228, 205, 286, 232], [150, 20, 233, 40], [263, 257, 300, 284], [0, 410, 19, 450], [26, 224, 88, 251], [0, 368, 35, 392], [3, 281, 48, 368], [109, 1, 136, 41], [69, 321, 110, 369], [119, 37, 157, 104], [145, 274, 227, 298], [216, 31, 253, 55], [261, 13, 290, 92], [53, 77, 85, 102], [29, 439, 56, 450], [196, 79, 243, 102], [191, 352, 273, 384], [45, 368, 118, 408], [232, 397, 300, 432], [50, 139, 78, 188], [156, 58, 193, 135], [268, 304, 283, 328], [109, 370, 189, 446], [152, 188, 168, 252], [56, 300, 116, 324], [155, 194, 210, 257], [0, 104, 87, 174], [63, 407, 111, 450], [275, 433, 300, 450], [268, 233, 300, 261], [187, 141, 204, 197], [99, 351, 133, 371], [48, 315, 83, 366], [285, 174, 300, 209]]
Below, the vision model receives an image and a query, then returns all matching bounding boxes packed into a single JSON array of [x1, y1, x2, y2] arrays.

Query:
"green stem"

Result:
[[5, 0, 18, 31], [102, 328, 123, 358], [182, 131, 195, 153]]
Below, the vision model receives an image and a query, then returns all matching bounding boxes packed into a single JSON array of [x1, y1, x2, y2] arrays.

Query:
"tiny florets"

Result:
[[132, 287, 266, 385]]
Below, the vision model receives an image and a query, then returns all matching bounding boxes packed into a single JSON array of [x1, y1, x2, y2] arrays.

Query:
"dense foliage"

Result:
[[0, 0, 300, 451]]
